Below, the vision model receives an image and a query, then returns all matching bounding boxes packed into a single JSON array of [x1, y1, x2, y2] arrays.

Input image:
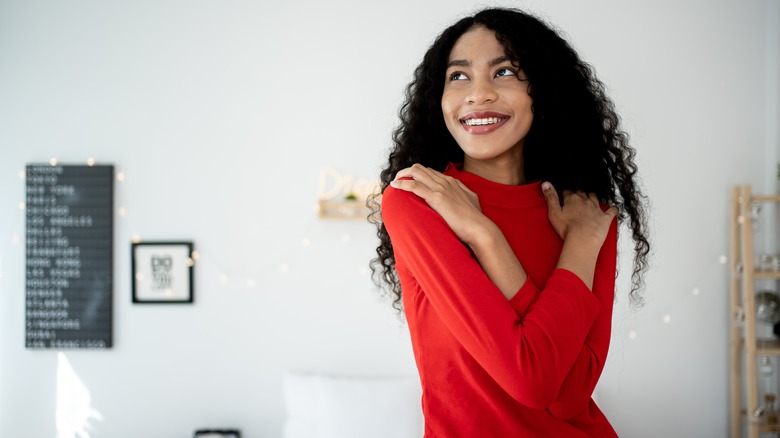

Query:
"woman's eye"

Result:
[[495, 68, 517, 78], [449, 72, 468, 81]]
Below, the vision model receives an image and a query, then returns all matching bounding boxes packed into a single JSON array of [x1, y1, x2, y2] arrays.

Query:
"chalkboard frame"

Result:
[[131, 241, 194, 304]]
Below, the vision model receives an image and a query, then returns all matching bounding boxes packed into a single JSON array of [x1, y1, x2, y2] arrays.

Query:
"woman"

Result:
[[369, 7, 649, 437]]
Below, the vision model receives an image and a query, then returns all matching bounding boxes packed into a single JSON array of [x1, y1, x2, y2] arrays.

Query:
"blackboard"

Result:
[[25, 164, 114, 349]]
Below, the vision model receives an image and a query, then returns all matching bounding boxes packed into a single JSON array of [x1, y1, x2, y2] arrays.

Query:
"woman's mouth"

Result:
[[462, 117, 506, 126], [460, 113, 509, 133]]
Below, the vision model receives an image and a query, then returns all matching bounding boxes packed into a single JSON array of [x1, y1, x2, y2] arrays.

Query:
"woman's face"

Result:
[[441, 26, 533, 169]]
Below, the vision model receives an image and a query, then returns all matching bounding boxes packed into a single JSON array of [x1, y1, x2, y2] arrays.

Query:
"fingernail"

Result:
[[541, 182, 552, 191]]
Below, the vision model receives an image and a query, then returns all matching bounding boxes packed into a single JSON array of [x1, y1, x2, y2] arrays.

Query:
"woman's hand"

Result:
[[542, 182, 618, 289], [390, 164, 527, 299], [541, 182, 617, 245], [390, 164, 490, 246]]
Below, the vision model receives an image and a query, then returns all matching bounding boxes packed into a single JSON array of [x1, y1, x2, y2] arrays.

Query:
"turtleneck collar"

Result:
[[443, 163, 545, 209]]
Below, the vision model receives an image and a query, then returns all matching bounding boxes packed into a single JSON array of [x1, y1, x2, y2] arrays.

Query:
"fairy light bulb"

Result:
[[86, 158, 95, 166], [279, 263, 290, 273], [116, 172, 125, 182], [49, 158, 58, 166], [663, 314, 672, 324], [761, 356, 774, 376], [628, 330, 637, 340], [692, 287, 701, 296]]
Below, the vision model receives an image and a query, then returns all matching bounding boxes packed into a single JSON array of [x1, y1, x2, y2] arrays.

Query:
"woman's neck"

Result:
[[462, 156, 526, 186]]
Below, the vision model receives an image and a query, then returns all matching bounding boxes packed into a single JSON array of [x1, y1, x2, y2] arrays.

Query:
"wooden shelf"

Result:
[[758, 340, 780, 356], [741, 339, 780, 356], [731, 185, 780, 438], [741, 411, 780, 433], [755, 271, 780, 280], [317, 199, 370, 220], [752, 195, 780, 203]]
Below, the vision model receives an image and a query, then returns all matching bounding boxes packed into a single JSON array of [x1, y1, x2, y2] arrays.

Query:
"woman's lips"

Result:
[[460, 112, 509, 134]]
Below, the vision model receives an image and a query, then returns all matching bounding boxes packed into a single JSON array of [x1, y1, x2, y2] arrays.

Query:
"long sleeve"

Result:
[[382, 186, 605, 409], [546, 218, 617, 418]]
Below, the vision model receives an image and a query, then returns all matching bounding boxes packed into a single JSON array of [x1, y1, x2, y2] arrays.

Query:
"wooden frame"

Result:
[[730, 185, 780, 437], [132, 241, 194, 304]]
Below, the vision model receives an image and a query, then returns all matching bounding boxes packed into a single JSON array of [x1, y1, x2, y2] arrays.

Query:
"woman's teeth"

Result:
[[463, 117, 503, 126]]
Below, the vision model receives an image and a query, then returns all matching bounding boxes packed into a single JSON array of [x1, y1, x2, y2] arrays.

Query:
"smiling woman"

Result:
[[441, 28, 533, 185], [368, 7, 650, 437]]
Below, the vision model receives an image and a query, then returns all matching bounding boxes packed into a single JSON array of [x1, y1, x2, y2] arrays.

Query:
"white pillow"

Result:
[[282, 371, 423, 438]]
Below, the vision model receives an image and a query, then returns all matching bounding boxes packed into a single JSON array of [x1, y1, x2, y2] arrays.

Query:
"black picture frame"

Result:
[[131, 241, 194, 304]]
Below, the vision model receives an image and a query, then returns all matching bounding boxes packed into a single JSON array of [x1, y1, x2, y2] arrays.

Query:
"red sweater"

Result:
[[382, 164, 618, 437]]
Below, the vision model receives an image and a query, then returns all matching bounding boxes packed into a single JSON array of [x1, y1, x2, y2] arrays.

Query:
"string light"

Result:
[[117, 207, 127, 217], [622, 253, 727, 341], [279, 263, 290, 273], [220, 274, 229, 284], [301, 238, 311, 248], [116, 172, 125, 182], [246, 279, 256, 288], [131, 235, 141, 244], [49, 158, 58, 166], [18, 170, 25, 179], [86, 158, 95, 166], [18, 202, 25, 210]]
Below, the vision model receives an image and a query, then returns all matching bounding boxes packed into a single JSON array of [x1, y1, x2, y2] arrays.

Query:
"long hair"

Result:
[[368, 7, 650, 311]]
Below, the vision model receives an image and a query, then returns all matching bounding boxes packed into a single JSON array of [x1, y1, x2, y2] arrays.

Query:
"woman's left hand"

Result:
[[390, 164, 489, 246]]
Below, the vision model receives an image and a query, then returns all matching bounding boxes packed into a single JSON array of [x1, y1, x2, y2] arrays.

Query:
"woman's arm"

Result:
[[390, 164, 617, 296], [391, 164, 527, 298], [383, 178, 613, 409]]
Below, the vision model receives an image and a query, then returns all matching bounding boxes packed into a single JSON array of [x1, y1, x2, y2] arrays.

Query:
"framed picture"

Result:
[[132, 241, 194, 304]]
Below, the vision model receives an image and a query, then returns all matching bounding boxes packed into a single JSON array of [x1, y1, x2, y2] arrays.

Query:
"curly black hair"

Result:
[[368, 7, 650, 312]]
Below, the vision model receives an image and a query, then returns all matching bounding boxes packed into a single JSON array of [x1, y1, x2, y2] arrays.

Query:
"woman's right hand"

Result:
[[390, 164, 491, 246], [390, 163, 528, 299]]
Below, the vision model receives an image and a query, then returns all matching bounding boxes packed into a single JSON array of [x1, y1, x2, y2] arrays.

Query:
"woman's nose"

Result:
[[466, 79, 498, 104]]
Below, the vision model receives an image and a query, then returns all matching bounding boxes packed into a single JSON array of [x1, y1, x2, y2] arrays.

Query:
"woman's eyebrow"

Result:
[[488, 55, 512, 67], [446, 55, 513, 69]]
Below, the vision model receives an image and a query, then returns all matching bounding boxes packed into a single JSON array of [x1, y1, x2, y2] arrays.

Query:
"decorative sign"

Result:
[[25, 164, 114, 349], [317, 167, 380, 219], [132, 241, 194, 304]]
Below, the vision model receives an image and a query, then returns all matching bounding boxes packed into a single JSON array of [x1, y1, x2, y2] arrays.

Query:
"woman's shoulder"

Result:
[[381, 185, 428, 216]]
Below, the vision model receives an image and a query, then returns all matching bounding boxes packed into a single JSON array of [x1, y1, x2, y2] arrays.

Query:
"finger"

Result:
[[605, 205, 619, 219], [389, 178, 433, 199], [395, 164, 445, 188], [541, 181, 561, 210]]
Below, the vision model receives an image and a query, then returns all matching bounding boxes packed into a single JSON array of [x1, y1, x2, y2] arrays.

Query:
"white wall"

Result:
[[0, 0, 775, 437]]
